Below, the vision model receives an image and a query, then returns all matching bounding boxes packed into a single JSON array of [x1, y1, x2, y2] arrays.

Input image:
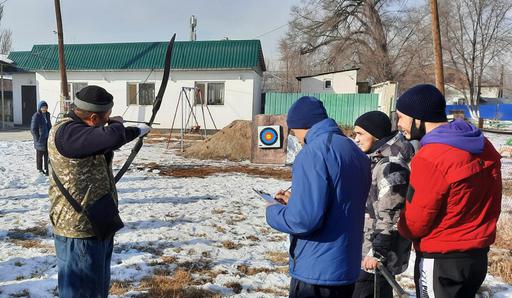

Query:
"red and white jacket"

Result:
[[398, 139, 502, 254]]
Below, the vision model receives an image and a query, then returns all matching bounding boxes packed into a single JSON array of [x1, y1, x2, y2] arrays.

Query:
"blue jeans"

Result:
[[54, 234, 113, 298]]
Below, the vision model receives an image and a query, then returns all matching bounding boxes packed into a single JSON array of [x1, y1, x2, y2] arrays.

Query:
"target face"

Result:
[[260, 127, 278, 146], [258, 126, 282, 148]]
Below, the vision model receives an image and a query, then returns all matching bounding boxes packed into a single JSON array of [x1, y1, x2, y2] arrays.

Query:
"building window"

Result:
[[194, 83, 206, 105], [194, 82, 225, 105], [72, 82, 88, 100], [127, 83, 155, 105], [324, 80, 332, 89]]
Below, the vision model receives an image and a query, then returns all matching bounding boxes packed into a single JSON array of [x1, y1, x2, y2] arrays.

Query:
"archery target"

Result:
[[258, 126, 281, 148]]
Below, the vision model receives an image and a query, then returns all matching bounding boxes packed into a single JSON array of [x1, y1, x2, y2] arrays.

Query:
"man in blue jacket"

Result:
[[31, 100, 52, 175], [266, 96, 371, 297]]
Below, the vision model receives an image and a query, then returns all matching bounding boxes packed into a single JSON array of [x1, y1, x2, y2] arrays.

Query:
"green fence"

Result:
[[264, 92, 379, 126]]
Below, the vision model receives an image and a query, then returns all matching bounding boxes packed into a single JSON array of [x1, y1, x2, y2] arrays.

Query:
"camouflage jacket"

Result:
[[362, 132, 415, 275], [48, 117, 118, 238]]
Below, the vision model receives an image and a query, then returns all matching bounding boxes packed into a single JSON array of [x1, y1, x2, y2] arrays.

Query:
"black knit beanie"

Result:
[[396, 84, 447, 122], [354, 111, 392, 139], [74, 85, 114, 112]]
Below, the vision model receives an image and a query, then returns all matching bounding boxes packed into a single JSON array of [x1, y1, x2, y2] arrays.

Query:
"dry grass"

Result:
[[222, 240, 241, 250], [502, 180, 512, 197], [138, 267, 222, 298], [139, 270, 190, 297], [9, 238, 53, 250], [177, 259, 213, 273], [237, 264, 274, 275], [265, 251, 289, 266], [237, 264, 287, 276], [7, 224, 49, 239], [124, 244, 165, 256], [142, 163, 292, 181], [246, 235, 260, 242], [9, 289, 30, 297], [268, 234, 288, 242], [224, 282, 243, 294], [490, 211, 512, 283], [212, 224, 226, 234], [259, 227, 271, 235], [110, 280, 134, 296], [228, 215, 247, 223], [494, 213, 512, 249], [255, 287, 289, 296], [488, 250, 512, 284]]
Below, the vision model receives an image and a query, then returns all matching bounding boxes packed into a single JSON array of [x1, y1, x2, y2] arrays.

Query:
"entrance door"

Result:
[[22, 86, 37, 127]]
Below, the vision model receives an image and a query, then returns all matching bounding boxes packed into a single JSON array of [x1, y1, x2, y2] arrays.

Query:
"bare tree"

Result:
[[441, 0, 512, 120], [0, 4, 13, 55], [278, 0, 433, 90], [0, 29, 12, 55]]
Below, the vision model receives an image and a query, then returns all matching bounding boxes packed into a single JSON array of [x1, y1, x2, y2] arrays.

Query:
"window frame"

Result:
[[127, 82, 156, 106], [193, 81, 225, 106]]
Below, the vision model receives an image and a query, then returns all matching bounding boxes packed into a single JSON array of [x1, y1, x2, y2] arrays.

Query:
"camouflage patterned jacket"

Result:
[[48, 117, 119, 238], [362, 132, 415, 275]]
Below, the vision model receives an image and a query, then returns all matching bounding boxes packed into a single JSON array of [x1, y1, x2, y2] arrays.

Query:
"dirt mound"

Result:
[[181, 120, 252, 161]]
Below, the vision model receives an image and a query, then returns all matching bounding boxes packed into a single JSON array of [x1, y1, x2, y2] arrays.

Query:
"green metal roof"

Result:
[[8, 40, 266, 73]]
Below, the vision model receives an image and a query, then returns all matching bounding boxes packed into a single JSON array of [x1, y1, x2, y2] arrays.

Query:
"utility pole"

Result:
[[54, 0, 70, 113], [430, 0, 445, 95]]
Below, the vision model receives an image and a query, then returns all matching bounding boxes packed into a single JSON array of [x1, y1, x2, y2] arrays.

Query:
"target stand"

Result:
[[251, 114, 288, 165]]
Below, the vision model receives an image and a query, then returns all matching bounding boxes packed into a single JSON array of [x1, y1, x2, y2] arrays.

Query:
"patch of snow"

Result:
[[0, 138, 510, 297]]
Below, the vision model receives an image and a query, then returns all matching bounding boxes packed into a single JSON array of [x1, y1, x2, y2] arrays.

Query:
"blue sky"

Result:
[[1, 0, 299, 63]]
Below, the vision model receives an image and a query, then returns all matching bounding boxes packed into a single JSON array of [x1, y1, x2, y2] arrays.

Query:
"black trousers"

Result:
[[414, 252, 488, 298], [36, 150, 48, 173], [352, 270, 393, 298], [289, 278, 355, 298]]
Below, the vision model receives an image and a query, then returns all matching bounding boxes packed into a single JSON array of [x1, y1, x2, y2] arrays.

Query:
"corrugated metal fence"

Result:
[[264, 92, 379, 126]]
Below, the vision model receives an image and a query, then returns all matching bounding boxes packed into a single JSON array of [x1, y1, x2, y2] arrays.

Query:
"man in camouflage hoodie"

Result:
[[48, 86, 149, 297], [352, 111, 414, 298]]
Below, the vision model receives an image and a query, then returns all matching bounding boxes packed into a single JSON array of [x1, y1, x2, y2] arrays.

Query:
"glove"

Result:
[[137, 123, 151, 137]]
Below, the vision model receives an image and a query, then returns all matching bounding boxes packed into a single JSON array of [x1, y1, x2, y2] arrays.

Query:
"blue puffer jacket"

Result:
[[30, 101, 52, 151], [266, 118, 371, 286]]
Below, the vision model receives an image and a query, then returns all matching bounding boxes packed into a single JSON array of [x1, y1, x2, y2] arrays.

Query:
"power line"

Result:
[[254, 23, 289, 39]]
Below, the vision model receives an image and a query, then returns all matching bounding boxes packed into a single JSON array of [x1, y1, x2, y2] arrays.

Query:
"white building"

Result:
[[8, 39, 266, 129], [445, 84, 501, 105], [296, 69, 359, 94]]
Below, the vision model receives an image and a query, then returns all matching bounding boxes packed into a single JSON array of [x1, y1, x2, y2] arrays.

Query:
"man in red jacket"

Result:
[[396, 84, 502, 298]]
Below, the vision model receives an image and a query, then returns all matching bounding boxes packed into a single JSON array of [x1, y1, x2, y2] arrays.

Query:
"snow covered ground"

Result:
[[0, 132, 511, 297]]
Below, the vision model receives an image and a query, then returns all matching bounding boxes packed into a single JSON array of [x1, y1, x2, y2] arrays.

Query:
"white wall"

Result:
[[300, 70, 358, 94], [34, 69, 261, 129], [445, 84, 501, 104], [11, 72, 37, 125], [371, 81, 398, 115]]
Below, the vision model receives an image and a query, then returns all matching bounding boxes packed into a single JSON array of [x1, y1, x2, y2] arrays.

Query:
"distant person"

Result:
[[266, 96, 371, 297], [30, 100, 52, 175], [396, 84, 502, 297], [48, 86, 149, 297], [352, 111, 414, 298]]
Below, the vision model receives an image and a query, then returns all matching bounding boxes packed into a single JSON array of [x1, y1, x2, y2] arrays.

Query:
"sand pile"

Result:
[[181, 120, 252, 161]]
